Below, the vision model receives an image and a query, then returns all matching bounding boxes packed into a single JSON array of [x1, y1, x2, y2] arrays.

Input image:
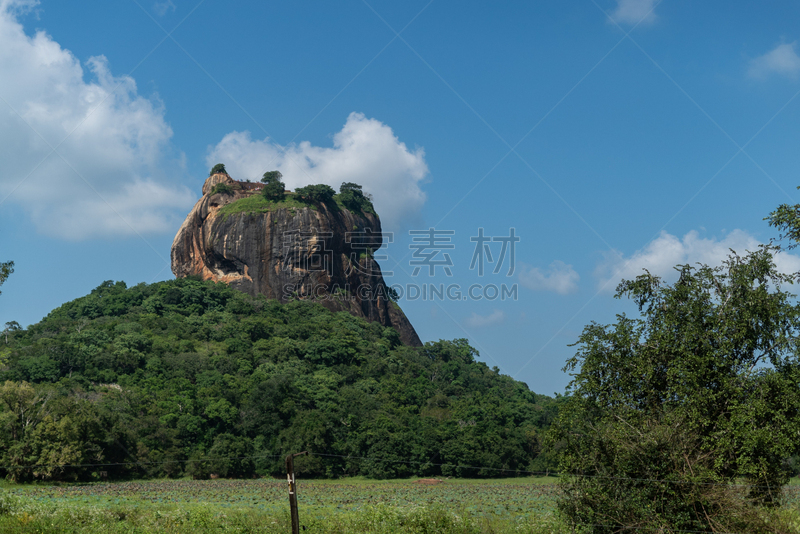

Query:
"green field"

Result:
[[0, 477, 565, 533], [4, 477, 800, 533]]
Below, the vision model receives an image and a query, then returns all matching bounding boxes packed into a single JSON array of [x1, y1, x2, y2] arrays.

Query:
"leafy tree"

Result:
[[549, 247, 800, 533], [338, 182, 375, 214], [295, 184, 335, 204], [261, 171, 285, 201], [262, 170, 282, 182], [209, 163, 227, 176], [0, 261, 13, 297]]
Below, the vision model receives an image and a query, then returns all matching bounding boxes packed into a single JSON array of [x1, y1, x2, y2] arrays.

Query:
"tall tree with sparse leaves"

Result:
[[0, 261, 13, 297]]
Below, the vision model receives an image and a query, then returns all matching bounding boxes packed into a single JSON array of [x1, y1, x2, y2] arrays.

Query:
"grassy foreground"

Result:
[[0, 478, 567, 533], [5, 477, 800, 533]]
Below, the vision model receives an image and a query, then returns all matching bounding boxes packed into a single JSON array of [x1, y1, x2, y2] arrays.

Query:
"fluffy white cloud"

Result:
[[748, 43, 800, 80], [464, 309, 506, 329], [610, 0, 657, 25], [518, 261, 580, 295], [0, 0, 194, 240], [595, 229, 800, 291], [206, 112, 428, 231]]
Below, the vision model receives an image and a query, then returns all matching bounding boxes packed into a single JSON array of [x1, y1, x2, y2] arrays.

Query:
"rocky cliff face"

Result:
[[171, 173, 422, 346]]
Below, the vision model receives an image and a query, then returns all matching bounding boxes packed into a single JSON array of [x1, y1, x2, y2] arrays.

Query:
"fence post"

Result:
[[286, 451, 308, 534]]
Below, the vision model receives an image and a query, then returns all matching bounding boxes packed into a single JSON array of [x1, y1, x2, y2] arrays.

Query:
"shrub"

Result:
[[295, 184, 336, 204], [209, 163, 227, 176], [210, 183, 234, 196], [338, 182, 375, 214], [386, 286, 399, 302]]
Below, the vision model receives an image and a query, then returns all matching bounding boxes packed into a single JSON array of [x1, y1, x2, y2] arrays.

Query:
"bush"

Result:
[[338, 182, 375, 214], [206, 433, 254, 477], [386, 286, 400, 302], [209, 163, 227, 176], [185, 449, 212, 480], [295, 184, 335, 204], [210, 183, 234, 196]]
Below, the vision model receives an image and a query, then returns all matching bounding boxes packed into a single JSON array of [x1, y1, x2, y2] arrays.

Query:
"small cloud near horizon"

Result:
[[748, 42, 800, 80], [610, 0, 658, 26], [594, 229, 800, 291], [152, 1, 176, 16], [518, 261, 579, 294], [464, 309, 506, 328]]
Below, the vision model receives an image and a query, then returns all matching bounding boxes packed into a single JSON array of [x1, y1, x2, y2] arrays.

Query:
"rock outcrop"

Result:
[[171, 173, 422, 346]]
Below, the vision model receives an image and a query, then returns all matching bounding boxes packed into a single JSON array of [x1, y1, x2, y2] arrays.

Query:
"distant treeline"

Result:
[[0, 279, 560, 482]]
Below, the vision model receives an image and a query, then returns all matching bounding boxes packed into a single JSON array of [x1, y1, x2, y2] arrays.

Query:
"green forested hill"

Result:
[[0, 279, 558, 482]]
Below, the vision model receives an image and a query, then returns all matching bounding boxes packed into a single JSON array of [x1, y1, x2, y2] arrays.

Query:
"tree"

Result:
[[386, 286, 400, 302], [295, 184, 335, 204], [261, 170, 285, 201], [209, 163, 227, 176], [338, 182, 375, 214], [3, 321, 20, 344], [0, 261, 12, 297], [549, 247, 800, 533]]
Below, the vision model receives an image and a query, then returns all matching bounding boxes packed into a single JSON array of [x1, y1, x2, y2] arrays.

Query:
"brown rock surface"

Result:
[[171, 173, 422, 346]]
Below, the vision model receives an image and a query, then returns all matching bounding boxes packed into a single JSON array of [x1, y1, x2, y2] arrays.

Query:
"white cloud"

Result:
[[206, 112, 428, 231], [518, 261, 580, 295], [153, 0, 176, 17], [610, 0, 657, 26], [594, 229, 800, 291], [0, 0, 194, 240], [464, 309, 506, 329], [748, 43, 800, 80]]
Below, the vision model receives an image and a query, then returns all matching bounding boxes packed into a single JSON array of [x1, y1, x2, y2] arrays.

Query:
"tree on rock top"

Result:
[[261, 171, 285, 201], [339, 182, 375, 214], [295, 184, 335, 204], [209, 163, 227, 176]]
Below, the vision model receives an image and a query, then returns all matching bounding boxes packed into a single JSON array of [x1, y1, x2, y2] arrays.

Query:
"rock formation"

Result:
[[171, 173, 422, 346]]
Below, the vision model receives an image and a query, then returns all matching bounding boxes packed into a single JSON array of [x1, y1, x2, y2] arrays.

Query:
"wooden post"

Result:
[[286, 451, 308, 534]]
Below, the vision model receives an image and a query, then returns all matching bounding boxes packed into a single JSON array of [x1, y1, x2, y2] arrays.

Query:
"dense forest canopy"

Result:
[[0, 278, 558, 482]]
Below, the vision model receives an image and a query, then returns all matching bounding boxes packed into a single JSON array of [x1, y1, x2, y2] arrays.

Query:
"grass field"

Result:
[[4, 477, 800, 533], [0, 477, 565, 533]]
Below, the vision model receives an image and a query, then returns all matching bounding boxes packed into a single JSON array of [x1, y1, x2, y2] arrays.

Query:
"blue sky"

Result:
[[2, 0, 800, 394]]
